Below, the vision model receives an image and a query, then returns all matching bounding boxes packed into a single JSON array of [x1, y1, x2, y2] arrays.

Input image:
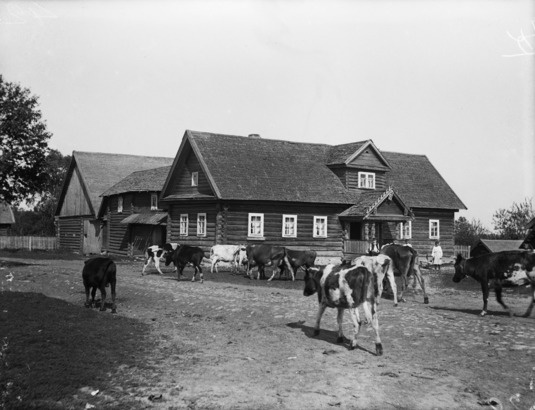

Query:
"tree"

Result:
[[492, 198, 534, 239], [0, 75, 52, 205], [454, 216, 490, 247]]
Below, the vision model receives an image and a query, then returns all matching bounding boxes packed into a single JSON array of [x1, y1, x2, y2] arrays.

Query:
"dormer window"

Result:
[[191, 172, 198, 187], [358, 172, 375, 189]]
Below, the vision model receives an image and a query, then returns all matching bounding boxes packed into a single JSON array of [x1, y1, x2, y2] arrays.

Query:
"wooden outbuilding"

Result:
[[97, 166, 172, 257], [470, 239, 525, 258], [54, 151, 173, 254], [156, 130, 466, 263], [0, 202, 15, 236]]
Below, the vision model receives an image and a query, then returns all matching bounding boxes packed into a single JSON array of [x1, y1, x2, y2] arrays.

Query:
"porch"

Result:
[[342, 239, 372, 262]]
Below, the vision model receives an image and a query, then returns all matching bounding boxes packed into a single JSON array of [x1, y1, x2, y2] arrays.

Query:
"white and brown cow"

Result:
[[245, 244, 294, 281], [210, 244, 247, 273], [303, 264, 383, 355], [141, 243, 179, 275], [353, 254, 398, 306]]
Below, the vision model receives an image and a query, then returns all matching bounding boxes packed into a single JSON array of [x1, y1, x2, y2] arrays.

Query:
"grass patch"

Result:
[[0, 292, 152, 409]]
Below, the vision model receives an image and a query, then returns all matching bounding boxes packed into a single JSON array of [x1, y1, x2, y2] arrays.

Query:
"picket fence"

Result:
[[453, 245, 471, 259], [0, 236, 57, 251]]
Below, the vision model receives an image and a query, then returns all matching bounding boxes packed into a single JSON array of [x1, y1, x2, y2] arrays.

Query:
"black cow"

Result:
[[82, 257, 117, 313], [380, 244, 429, 304], [453, 251, 535, 317], [282, 249, 317, 281], [165, 244, 205, 283], [303, 264, 382, 355], [245, 244, 294, 281], [141, 243, 179, 275]]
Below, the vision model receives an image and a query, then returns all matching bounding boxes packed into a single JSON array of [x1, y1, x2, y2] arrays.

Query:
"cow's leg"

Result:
[[399, 272, 408, 303], [313, 303, 327, 336], [110, 281, 117, 314], [284, 256, 295, 281], [99, 284, 107, 312], [211, 258, 218, 274], [178, 265, 185, 281], [141, 257, 151, 276], [197, 264, 204, 284], [84, 284, 91, 308], [494, 281, 511, 316], [347, 307, 360, 350], [366, 302, 382, 356], [90, 287, 97, 307], [480, 281, 490, 316], [154, 257, 163, 275], [267, 263, 277, 281], [522, 284, 535, 317], [413, 266, 429, 304], [336, 308, 346, 343], [385, 269, 398, 307]]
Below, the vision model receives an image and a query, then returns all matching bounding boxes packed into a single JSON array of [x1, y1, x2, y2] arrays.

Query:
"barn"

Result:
[[97, 166, 172, 257], [0, 202, 15, 236], [159, 130, 466, 263], [470, 239, 525, 258], [54, 151, 173, 254]]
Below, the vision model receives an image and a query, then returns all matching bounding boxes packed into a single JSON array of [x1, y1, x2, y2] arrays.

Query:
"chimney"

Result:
[[248, 134, 261, 139]]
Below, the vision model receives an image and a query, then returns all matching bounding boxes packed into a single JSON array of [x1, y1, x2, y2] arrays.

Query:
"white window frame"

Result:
[[358, 172, 375, 189], [282, 214, 297, 238], [191, 172, 198, 187], [150, 193, 158, 210], [398, 221, 412, 239], [313, 216, 328, 238], [429, 219, 440, 239], [117, 196, 123, 213], [248, 213, 264, 238], [180, 214, 189, 236], [197, 213, 207, 236]]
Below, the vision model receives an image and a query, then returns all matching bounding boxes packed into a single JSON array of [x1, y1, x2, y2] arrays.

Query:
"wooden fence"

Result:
[[0, 236, 57, 251], [453, 245, 471, 258]]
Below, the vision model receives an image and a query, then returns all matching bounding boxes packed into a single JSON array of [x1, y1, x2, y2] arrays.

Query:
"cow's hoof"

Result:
[[400, 297, 407, 303], [394, 303, 398, 307], [313, 329, 320, 337], [424, 297, 429, 304], [376, 343, 383, 356], [349, 342, 357, 351], [111, 308, 117, 314], [480, 310, 487, 317], [336, 336, 344, 343]]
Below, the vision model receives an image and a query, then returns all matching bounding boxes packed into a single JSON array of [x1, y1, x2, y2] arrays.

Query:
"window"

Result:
[[313, 216, 328, 238], [248, 213, 264, 238], [398, 221, 412, 239], [358, 172, 375, 189], [429, 219, 440, 239], [117, 196, 123, 213], [197, 213, 206, 236], [191, 172, 198, 187], [180, 214, 189, 236], [282, 215, 297, 237], [150, 193, 158, 210]]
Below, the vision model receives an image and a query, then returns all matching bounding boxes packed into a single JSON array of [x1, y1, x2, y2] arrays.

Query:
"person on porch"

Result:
[[368, 238, 379, 256]]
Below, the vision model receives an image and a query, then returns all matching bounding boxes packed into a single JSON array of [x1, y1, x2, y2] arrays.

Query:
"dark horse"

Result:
[[453, 251, 535, 317], [380, 244, 428, 304]]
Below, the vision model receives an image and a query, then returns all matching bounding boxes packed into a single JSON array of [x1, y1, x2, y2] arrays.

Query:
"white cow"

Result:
[[210, 245, 247, 273], [353, 254, 398, 306]]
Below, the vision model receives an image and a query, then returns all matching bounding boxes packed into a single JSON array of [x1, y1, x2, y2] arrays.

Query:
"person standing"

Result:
[[368, 238, 379, 256], [431, 240, 443, 271]]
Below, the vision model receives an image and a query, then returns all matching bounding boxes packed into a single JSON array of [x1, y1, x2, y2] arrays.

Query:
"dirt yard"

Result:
[[1, 252, 534, 410]]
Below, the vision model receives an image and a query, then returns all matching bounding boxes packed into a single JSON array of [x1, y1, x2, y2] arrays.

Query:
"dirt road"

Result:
[[1, 255, 534, 409]]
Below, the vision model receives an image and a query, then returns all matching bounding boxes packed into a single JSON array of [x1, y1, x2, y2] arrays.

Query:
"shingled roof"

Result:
[[56, 152, 174, 217], [163, 130, 466, 211], [101, 166, 172, 197]]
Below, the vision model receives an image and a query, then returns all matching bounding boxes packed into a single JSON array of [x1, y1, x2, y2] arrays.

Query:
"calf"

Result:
[[82, 257, 117, 313], [141, 243, 179, 275], [245, 244, 294, 281], [165, 244, 205, 283], [210, 244, 247, 273], [453, 250, 535, 317], [353, 254, 398, 306], [283, 249, 317, 281], [303, 264, 382, 355]]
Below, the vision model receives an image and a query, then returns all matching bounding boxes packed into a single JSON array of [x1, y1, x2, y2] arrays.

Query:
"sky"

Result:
[[1, 0, 534, 230]]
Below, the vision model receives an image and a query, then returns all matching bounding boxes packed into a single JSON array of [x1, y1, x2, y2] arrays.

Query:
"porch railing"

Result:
[[343, 240, 369, 255]]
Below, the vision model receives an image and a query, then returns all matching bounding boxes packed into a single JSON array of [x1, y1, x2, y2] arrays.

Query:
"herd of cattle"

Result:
[[82, 242, 535, 355]]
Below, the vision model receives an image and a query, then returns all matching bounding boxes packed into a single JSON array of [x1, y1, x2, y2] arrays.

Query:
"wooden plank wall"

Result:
[[107, 194, 133, 256], [57, 217, 82, 252]]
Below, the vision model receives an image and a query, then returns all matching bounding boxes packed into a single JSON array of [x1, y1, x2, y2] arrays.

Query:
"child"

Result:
[[431, 240, 443, 271]]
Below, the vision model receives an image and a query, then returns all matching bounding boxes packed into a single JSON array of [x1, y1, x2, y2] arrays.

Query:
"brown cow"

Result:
[[82, 257, 117, 313]]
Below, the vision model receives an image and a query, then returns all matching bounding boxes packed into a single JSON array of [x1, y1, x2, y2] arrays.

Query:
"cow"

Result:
[[82, 257, 117, 313], [245, 244, 295, 281], [141, 243, 179, 275], [353, 254, 398, 306], [303, 264, 383, 355], [165, 244, 206, 283], [380, 243, 429, 304], [453, 250, 535, 317], [210, 244, 247, 274], [282, 249, 317, 281]]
